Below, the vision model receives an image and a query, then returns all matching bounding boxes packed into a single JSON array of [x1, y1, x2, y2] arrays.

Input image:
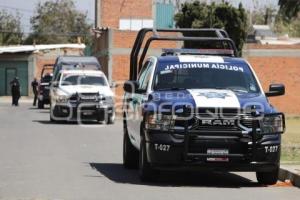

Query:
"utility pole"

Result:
[[95, 0, 101, 28]]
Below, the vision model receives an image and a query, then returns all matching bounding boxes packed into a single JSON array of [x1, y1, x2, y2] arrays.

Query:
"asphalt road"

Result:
[[0, 102, 299, 200]]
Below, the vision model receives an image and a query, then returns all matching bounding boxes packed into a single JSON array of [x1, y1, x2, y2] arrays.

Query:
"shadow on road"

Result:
[[28, 107, 38, 110], [89, 163, 260, 188], [38, 110, 50, 114], [32, 120, 105, 126]]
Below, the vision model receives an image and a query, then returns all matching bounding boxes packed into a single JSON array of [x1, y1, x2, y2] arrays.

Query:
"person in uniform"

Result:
[[10, 77, 21, 106], [31, 78, 39, 106]]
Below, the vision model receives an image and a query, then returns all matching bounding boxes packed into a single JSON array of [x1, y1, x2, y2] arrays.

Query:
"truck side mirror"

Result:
[[123, 81, 139, 93], [265, 84, 285, 97]]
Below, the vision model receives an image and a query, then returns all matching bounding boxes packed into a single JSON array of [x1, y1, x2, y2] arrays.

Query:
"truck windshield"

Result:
[[61, 75, 107, 86], [153, 61, 260, 93]]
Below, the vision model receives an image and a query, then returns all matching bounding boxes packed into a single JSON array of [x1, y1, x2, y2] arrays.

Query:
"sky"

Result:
[[0, 0, 278, 33], [0, 0, 95, 33]]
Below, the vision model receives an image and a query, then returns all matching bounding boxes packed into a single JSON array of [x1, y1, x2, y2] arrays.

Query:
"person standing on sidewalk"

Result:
[[31, 78, 39, 106], [10, 77, 21, 106]]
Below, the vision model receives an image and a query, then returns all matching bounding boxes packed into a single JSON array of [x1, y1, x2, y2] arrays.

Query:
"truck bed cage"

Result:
[[129, 28, 238, 80], [41, 64, 54, 78]]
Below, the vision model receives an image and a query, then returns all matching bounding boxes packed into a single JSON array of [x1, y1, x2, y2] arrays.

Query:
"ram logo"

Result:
[[200, 119, 235, 126]]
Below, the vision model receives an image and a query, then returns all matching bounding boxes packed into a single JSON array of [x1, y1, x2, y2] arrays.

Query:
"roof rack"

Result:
[[129, 28, 238, 80]]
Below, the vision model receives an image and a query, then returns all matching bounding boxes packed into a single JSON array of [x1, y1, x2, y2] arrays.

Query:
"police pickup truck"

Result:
[[122, 28, 285, 184], [37, 64, 53, 109], [50, 56, 115, 123]]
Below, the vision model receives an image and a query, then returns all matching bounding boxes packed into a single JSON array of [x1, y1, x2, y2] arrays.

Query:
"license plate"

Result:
[[207, 149, 229, 155], [81, 96, 96, 100], [207, 157, 229, 162], [207, 149, 229, 162]]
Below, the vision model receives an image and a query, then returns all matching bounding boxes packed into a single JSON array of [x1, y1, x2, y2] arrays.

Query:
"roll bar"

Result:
[[129, 28, 238, 80], [41, 64, 54, 78]]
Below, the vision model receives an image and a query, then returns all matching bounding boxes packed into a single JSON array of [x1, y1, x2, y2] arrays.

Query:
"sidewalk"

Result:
[[279, 165, 300, 187], [0, 96, 33, 103]]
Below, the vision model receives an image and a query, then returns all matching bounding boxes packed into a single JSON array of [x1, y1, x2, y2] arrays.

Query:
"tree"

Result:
[[0, 10, 23, 45], [278, 0, 300, 21], [174, 1, 248, 56], [25, 0, 92, 45]]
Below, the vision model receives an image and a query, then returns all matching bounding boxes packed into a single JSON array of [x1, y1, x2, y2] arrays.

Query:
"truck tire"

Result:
[[139, 134, 156, 182], [50, 104, 56, 123], [38, 100, 44, 109], [256, 167, 279, 185], [123, 120, 138, 169], [106, 112, 115, 124]]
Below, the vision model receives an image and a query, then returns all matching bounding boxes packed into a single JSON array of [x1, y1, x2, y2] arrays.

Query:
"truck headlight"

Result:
[[146, 114, 175, 131], [56, 95, 69, 103], [260, 113, 285, 134]]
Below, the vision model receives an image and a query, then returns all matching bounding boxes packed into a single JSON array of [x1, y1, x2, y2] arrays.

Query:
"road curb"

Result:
[[279, 167, 300, 188]]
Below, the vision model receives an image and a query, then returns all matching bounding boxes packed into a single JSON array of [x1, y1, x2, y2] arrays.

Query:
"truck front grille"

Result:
[[174, 107, 254, 133], [69, 93, 100, 102]]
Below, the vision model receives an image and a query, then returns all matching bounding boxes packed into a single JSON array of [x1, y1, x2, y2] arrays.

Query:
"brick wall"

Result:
[[94, 0, 300, 115], [248, 57, 300, 114], [34, 48, 84, 81], [35, 57, 55, 79], [100, 0, 152, 28], [113, 30, 180, 49]]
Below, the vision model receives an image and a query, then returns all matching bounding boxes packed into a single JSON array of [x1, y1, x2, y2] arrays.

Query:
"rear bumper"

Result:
[[145, 130, 281, 172]]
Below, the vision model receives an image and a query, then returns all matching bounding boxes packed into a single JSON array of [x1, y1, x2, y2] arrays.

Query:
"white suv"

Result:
[[50, 70, 115, 123]]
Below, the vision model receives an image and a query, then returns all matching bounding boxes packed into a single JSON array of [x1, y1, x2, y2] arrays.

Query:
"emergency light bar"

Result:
[[162, 48, 235, 56]]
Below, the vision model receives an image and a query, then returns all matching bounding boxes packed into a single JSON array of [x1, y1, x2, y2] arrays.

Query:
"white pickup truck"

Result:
[[50, 70, 115, 124]]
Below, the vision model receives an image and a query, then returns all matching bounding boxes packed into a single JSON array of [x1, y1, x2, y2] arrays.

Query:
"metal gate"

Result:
[[0, 61, 28, 96]]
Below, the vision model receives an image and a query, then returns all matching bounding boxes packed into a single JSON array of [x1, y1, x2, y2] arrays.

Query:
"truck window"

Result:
[[154, 62, 260, 93], [140, 63, 153, 91]]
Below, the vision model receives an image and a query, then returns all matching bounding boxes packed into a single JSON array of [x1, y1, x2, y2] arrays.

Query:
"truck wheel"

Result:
[[50, 115, 56, 123], [123, 120, 138, 169], [106, 112, 115, 124], [139, 135, 156, 182], [256, 167, 279, 185], [50, 104, 56, 123], [38, 100, 44, 109]]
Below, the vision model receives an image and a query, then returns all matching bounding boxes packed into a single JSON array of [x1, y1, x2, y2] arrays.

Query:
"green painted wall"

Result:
[[0, 61, 28, 96], [156, 3, 175, 28]]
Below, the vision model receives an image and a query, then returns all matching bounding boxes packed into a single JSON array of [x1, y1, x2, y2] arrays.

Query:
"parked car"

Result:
[[122, 28, 285, 184], [50, 70, 115, 123], [37, 64, 54, 109]]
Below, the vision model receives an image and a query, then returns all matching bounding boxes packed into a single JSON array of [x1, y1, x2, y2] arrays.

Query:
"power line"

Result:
[[0, 30, 92, 37], [0, 5, 34, 13]]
